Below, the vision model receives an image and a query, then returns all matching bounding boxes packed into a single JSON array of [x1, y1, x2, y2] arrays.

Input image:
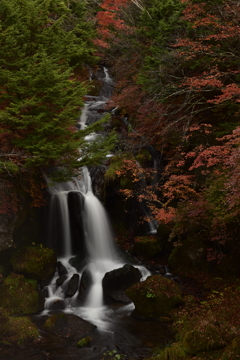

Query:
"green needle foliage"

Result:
[[0, 0, 116, 182]]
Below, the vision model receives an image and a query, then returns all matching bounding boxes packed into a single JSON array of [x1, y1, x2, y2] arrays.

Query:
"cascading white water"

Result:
[[45, 167, 133, 327], [44, 67, 151, 330], [84, 192, 119, 262], [54, 192, 72, 257]]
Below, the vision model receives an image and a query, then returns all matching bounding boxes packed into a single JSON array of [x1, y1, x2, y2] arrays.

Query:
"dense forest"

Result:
[[1, 0, 240, 359]]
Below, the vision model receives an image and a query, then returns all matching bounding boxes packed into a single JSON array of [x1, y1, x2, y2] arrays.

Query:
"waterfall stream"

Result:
[[45, 166, 149, 331], [44, 67, 150, 331]]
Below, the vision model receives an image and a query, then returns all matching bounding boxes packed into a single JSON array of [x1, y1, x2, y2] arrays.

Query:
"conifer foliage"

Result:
[[0, 0, 116, 209]]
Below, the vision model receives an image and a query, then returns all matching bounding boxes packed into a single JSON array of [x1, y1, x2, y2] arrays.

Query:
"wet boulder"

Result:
[[69, 253, 87, 272], [65, 273, 80, 298], [43, 313, 96, 338], [77, 268, 93, 305], [102, 264, 142, 303], [68, 191, 86, 255], [56, 275, 68, 287], [49, 298, 66, 311], [11, 245, 56, 281], [57, 261, 68, 276], [125, 275, 182, 319]]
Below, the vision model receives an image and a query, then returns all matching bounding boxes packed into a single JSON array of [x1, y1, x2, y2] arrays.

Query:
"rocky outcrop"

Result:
[[77, 268, 93, 305], [68, 191, 86, 255], [125, 275, 182, 319], [11, 245, 56, 281], [102, 264, 142, 303], [0, 273, 40, 315], [43, 313, 96, 338], [0, 309, 39, 346], [65, 273, 80, 298], [57, 261, 68, 276]]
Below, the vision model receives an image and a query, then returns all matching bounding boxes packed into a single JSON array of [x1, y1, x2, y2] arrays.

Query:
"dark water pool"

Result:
[[0, 304, 174, 360]]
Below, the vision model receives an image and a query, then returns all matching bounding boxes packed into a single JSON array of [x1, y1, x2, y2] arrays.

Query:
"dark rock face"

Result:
[[77, 268, 93, 305], [65, 273, 80, 298], [102, 264, 142, 303], [69, 253, 87, 272], [90, 165, 107, 200], [11, 246, 56, 281], [57, 261, 68, 276], [68, 191, 85, 255], [43, 313, 96, 338], [50, 299, 66, 311], [56, 275, 68, 287]]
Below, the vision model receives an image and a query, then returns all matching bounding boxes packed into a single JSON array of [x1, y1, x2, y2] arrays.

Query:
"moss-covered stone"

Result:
[[0, 273, 39, 315], [168, 235, 209, 274], [77, 336, 92, 348], [133, 236, 161, 259], [0, 307, 10, 333], [125, 275, 182, 319], [11, 245, 56, 280], [0, 316, 39, 345], [43, 313, 96, 338], [148, 342, 187, 360], [182, 322, 226, 355]]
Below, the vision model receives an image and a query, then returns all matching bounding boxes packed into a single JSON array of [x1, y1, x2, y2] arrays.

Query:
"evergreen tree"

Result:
[[0, 0, 116, 188]]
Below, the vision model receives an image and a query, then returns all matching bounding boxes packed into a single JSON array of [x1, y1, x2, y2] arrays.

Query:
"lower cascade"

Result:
[[44, 166, 150, 330]]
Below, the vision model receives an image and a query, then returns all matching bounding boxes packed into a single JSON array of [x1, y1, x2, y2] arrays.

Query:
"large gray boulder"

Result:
[[77, 268, 93, 305], [65, 273, 80, 298], [102, 264, 142, 303]]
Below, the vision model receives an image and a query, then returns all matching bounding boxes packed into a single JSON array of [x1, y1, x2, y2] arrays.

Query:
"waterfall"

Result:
[[45, 167, 133, 328], [44, 67, 150, 329], [53, 192, 72, 257]]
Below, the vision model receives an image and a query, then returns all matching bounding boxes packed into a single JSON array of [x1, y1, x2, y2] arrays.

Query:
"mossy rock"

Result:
[[182, 323, 225, 355], [168, 236, 209, 274], [77, 336, 92, 348], [43, 313, 96, 338], [0, 273, 39, 315], [0, 307, 10, 333], [148, 342, 187, 360], [125, 275, 182, 319], [11, 245, 56, 281], [133, 236, 161, 259], [0, 316, 39, 345]]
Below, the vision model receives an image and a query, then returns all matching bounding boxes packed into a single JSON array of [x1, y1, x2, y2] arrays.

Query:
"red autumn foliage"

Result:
[[93, 0, 131, 48]]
